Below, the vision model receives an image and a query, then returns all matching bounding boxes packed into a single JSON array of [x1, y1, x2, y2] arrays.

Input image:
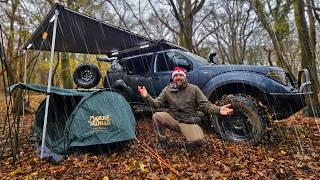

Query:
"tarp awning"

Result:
[[23, 3, 151, 54]]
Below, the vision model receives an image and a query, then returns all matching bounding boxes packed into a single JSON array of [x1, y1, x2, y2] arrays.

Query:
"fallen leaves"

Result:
[[279, 149, 287, 156], [231, 163, 245, 171], [268, 157, 275, 162], [9, 167, 23, 176], [0, 94, 320, 178], [139, 162, 149, 173], [49, 165, 66, 174]]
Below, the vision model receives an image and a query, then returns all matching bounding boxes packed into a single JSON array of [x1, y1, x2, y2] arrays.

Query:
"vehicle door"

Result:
[[121, 54, 154, 102], [150, 50, 196, 96]]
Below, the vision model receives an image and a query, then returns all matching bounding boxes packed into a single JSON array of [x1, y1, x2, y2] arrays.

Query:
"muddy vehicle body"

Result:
[[75, 40, 312, 143]]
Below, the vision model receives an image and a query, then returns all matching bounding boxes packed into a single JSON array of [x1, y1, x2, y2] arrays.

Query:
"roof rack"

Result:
[[107, 39, 188, 58]]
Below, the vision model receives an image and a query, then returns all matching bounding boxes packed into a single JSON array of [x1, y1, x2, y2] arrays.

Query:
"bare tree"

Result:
[[0, 0, 22, 85], [310, 0, 320, 25], [249, 0, 296, 79], [205, 0, 259, 64], [146, 0, 206, 51], [294, 0, 320, 117]]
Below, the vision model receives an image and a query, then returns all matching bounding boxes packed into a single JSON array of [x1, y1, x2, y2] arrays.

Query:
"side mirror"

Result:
[[209, 53, 217, 63], [175, 58, 192, 71]]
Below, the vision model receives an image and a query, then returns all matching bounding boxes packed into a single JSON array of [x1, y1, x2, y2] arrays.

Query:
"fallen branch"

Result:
[[135, 137, 180, 177]]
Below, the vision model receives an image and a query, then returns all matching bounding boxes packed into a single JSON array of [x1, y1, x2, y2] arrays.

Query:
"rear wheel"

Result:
[[210, 94, 270, 144]]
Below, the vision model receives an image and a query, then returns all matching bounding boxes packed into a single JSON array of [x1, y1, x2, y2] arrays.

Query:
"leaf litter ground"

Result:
[[0, 94, 319, 179]]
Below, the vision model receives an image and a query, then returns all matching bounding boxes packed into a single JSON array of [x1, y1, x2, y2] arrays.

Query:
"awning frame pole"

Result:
[[22, 49, 28, 123], [40, 9, 59, 158], [23, 50, 27, 83]]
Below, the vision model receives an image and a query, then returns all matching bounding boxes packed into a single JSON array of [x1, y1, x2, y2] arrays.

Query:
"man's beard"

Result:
[[175, 79, 186, 88]]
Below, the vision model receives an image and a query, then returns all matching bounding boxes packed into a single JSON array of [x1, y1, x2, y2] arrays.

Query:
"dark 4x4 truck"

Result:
[[74, 40, 312, 143]]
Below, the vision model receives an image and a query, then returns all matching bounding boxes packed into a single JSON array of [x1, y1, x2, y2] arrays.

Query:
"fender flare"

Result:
[[202, 71, 286, 98]]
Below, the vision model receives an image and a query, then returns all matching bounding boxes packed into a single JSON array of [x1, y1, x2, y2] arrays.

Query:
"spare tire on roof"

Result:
[[73, 64, 101, 89]]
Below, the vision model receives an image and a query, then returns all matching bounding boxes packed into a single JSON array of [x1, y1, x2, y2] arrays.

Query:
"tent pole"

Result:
[[40, 9, 59, 158]]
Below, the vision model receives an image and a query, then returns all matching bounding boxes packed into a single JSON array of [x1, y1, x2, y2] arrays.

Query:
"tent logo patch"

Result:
[[88, 115, 112, 127]]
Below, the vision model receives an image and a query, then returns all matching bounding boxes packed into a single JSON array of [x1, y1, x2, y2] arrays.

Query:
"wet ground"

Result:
[[0, 94, 319, 179]]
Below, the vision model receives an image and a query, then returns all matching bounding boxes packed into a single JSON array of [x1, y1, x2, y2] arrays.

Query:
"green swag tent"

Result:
[[10, 83, 136, 155]]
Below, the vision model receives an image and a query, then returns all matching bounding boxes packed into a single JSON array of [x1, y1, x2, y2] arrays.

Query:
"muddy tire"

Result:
[[210, 94, 269, 144], [73, 64, 101, 89]]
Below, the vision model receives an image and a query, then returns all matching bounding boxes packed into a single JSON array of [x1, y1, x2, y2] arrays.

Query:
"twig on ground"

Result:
[[135, 137, 181, 177]]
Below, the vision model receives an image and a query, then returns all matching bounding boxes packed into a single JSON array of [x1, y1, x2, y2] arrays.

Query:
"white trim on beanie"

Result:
[[172, 70, 186, 79]]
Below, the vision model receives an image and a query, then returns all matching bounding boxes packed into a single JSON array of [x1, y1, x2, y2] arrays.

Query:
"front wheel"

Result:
[[210, 94, 270, 144]]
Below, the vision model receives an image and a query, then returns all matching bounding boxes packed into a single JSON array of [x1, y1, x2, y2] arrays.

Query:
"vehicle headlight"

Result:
[[266, 70, 289, 85]]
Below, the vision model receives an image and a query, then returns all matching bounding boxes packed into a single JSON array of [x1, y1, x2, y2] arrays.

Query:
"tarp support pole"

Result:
[[22, 50, 28, 123], [23, 50, 27, 84], [40, 9, 59, 158]]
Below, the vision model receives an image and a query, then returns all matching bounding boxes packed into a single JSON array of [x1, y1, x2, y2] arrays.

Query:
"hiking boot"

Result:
[[185, 139, 204, 148]]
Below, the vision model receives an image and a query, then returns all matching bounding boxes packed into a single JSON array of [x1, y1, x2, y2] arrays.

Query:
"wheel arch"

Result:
[[202, 72, 276, 102], [208, 82, 270, 106]]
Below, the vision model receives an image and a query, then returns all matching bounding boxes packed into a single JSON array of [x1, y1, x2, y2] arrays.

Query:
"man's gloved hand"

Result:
[[220, 104, 233, 116]]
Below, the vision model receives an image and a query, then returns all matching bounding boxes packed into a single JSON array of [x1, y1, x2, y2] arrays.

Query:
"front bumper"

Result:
[[268, 69, 312, 119], [269, 92, 312, 119]]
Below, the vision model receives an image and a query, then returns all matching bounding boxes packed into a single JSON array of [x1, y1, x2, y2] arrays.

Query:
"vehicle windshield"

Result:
[[183, 51, 210, 65]]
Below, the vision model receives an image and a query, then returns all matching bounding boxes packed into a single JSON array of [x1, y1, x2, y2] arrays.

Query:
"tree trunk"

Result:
[[181, 0, 193, 51], [52, 53, 60, 86], [168, 0, 205, 51], [294, 0, 320, 117], [264, 48, 273, 66], [5, 0, 20, 86], [306, 0, 317, 84], [61, 52, 73, 88]]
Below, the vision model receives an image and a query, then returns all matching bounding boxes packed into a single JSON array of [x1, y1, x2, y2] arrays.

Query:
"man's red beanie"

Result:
[[172, 67, 186, 79]]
